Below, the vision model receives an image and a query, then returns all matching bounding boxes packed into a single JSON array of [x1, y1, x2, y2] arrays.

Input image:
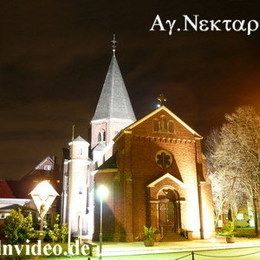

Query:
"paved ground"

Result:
[[101, 237, 260, 256]]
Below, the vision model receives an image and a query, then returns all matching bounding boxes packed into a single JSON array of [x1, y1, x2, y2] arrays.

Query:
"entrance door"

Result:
[[158, 189, 181, 235]]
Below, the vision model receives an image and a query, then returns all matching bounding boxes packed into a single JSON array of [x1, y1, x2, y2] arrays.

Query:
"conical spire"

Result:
[[92, 49, 136, 121]]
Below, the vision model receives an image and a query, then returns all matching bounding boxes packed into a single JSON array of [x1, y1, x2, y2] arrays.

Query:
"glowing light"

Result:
[[29, 180, 59, 218], [96, 184, 109, 201], [236, 213, 244, 221], [157, 104, 161, 108], [30, 180, 58, 201]]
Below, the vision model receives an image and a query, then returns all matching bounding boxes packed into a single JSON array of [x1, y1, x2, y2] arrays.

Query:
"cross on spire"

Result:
[[157, 94, 167, 107], [111, 34, 117, 53]]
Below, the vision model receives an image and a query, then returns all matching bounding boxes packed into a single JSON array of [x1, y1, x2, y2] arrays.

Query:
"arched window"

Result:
[[98, 129, 106, 142], [153, 119, 160, 132], [168, 120, 174, 133], [98, 132, 102, 142], [160, 115, 167, 132]]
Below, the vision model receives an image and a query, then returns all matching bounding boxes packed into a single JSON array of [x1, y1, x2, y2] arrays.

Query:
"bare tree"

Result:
[[206, 106, 260, 234]]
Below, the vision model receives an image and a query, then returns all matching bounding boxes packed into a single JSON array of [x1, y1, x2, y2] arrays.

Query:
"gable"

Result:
[[117, 106, 202, 140], [147, 173, 185, 189], [34, 156, 54, 172]]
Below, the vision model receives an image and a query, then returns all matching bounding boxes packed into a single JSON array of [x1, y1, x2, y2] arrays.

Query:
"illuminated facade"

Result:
[[62, 43, 215, 241], [95, 106, 215, 241]]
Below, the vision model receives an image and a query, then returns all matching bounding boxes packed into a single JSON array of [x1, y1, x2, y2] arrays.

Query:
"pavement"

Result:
[[100, 237, 260, 256]]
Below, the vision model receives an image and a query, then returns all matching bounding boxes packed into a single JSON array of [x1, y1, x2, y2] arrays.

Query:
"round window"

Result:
[[156, 150, 173, 169]]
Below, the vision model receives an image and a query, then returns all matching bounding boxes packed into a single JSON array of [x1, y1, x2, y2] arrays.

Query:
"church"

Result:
[[61, 39, 215, 242]]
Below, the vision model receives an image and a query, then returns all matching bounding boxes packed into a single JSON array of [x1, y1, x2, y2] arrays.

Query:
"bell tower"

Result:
[[91, 36, 136, 165]]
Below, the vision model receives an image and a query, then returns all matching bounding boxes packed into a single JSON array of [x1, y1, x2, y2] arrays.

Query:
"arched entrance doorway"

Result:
[[157, 188, 181, 236]]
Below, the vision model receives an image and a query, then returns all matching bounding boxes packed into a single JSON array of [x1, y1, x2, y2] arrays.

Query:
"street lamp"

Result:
[[29, 180, 59, 232], [96, 184, 109, 259]]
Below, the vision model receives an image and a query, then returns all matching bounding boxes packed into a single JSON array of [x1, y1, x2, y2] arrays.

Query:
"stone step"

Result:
[[160, 232, 187, 242]]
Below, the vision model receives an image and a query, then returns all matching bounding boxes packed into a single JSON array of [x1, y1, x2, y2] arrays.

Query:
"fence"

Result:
[[88, 248, 260, 259], [175, 249, 260, 259]]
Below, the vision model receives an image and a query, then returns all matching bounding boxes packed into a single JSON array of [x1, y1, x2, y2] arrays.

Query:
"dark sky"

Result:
[[1, 1, 259, 179]]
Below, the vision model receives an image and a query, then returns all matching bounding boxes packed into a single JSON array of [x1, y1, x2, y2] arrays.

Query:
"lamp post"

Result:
[[96, 184, 109, 259], [29, 180, 59, 236]]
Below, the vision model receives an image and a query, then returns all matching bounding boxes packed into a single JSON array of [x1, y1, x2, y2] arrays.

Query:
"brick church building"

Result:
[[92, 43, 214, 242], [95, 105, 215, 241], [62, 38, 215, 241]]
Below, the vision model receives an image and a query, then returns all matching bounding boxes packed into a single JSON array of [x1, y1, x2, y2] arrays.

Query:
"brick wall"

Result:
[[95, 107, 215, 241]]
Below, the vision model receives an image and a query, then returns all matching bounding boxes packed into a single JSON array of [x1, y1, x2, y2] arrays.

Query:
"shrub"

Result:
[[233, 228, 256, 237], [4, 209, 36, 244], [48, 215, 68, 243], [143, 226, 157, 241], [219, 221, 235, 237]]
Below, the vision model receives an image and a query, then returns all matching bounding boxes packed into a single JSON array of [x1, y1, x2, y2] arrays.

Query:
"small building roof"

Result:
[[0, 181, 15, 198], [0, 204, 22, 211], [73, 135, 88, 142], [0, 203, 36, 213]]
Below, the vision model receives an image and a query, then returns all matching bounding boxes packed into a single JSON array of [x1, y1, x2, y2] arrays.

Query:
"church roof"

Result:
[[92, 53, 136, 121], [93, 142, 107, 151], [98, 153, 117, 170], [115, 105, 202, 141]]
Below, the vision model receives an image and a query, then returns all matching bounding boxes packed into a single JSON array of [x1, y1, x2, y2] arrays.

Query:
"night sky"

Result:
[[1, 1, 259, 179]]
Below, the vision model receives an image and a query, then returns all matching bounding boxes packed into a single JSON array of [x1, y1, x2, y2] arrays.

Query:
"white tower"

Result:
[[67, 136, 92, 237]]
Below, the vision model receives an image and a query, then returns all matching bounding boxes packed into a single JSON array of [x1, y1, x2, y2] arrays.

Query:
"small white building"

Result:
[[0, 181, 31, 222]]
